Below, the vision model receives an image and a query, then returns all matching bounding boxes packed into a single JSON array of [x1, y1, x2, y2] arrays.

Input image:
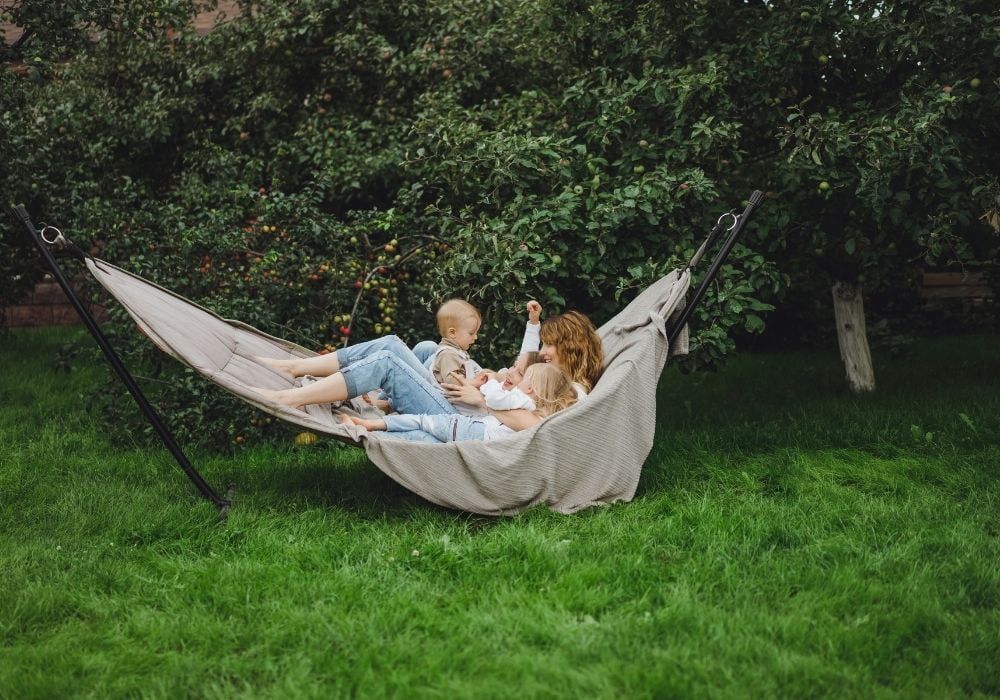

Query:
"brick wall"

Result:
[[4, 275, 104, 328], [1, 1, 241, 47]]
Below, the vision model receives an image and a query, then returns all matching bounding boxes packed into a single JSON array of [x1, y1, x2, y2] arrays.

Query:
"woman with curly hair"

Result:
[[535, 307, 604, 395]]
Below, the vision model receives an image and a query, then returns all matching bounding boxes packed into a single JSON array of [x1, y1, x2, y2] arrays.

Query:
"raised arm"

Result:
[[519, 300, 542, 356]]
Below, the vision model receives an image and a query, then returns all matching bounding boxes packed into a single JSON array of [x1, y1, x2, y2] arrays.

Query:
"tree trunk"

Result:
[[832, 281, 875, 393]]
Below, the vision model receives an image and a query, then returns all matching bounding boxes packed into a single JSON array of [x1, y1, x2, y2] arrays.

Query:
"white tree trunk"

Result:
[[832, 281, 875, 393]]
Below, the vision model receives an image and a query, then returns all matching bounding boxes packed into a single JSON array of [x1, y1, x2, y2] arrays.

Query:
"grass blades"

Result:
[[1, 327, 997, 697]]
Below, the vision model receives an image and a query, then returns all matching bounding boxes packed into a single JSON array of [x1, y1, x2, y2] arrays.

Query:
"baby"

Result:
[[428, 299, 484, 386]]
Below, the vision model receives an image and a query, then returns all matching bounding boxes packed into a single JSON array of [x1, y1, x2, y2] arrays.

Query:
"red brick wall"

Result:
[[4, 275, 105, 328], [2, 1, 241, 46]]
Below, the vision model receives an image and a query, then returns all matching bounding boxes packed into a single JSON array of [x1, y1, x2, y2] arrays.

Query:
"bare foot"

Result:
[[255, 355, 298, 378], [339, 414, 386, 431]]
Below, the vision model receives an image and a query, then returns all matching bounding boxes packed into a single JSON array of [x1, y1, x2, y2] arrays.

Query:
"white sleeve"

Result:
[[519, 321, 541, 355], [481, 379, 536, 411]]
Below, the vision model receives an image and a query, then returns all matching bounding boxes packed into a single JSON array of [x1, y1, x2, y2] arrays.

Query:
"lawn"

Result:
[[1, 327, 997, 698]]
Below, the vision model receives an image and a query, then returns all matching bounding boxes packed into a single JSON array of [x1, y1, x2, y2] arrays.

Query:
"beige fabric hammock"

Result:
[[85, 257, 690, 515]]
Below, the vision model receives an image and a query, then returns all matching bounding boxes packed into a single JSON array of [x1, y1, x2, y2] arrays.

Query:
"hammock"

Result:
[[14, 193, 763, 516]]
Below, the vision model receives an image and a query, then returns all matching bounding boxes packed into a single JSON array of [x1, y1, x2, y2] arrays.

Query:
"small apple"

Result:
[[970, 77, 982, 89], [818, 181, 831, 191]]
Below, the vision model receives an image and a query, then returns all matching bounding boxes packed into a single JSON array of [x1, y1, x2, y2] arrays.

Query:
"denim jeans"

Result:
[[335, 336, 457, 417], [383, 413, 487, 443], [411, 339, 439, 370]]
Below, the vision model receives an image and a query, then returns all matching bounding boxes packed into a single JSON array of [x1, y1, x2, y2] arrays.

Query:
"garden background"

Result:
[[1, 1, 998, 696]]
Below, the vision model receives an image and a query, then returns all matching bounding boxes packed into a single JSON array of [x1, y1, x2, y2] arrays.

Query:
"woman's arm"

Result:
[[518, 300, 542, 355], [490, 408, 541, 432]]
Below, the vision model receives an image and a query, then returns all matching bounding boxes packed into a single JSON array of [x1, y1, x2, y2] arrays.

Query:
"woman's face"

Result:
[[539, 342, 561, 370]]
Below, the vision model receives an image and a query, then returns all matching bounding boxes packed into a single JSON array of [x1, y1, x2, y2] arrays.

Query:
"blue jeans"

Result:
[[411, 340, 439, 370], [383, 413, 487, 443], [335, 336, 457, 417]]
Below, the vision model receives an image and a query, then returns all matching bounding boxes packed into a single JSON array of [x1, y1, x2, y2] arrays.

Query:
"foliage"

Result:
[[1, 0, 997, 444]]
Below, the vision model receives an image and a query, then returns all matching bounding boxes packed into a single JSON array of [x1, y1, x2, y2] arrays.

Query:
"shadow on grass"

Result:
[[212, 446, 504, 531]]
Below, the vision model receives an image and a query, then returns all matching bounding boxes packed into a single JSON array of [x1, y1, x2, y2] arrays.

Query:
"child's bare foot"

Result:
[[253, 386, 305, 411], [255, 355, 299, 378], [339, 414, 386, 431]]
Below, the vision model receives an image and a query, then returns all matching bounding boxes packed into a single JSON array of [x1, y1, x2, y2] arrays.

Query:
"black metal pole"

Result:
[[12, 206, 231, 513], [667, 190, 766, 342]]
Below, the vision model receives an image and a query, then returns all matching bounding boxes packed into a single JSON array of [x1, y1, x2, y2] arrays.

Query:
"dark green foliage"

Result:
[[1, 1, 997, 444]]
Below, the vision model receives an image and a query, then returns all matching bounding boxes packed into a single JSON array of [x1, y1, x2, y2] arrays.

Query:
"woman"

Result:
[[254, 302, 604, 423]]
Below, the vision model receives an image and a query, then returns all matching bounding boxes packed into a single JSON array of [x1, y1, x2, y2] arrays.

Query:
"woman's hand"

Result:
[[526, 300, 542, 324], [441, 381, 486, 406]]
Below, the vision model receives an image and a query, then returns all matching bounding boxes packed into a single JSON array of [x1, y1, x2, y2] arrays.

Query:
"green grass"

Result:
[[1, 327, 998, 698]]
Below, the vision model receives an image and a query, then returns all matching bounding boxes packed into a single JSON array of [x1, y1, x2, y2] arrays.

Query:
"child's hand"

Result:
[[469, 372, 491, 388], [526, 300, 542, 324]]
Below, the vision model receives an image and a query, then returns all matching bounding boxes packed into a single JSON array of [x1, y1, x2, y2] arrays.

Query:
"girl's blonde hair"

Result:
[[539, 311, 604, 392], [523, 363, 578, 418]]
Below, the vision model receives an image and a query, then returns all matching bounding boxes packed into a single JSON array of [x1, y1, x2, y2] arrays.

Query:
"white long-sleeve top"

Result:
[[519, 321, 541, 356], [478, 378, 536, 440], [480, 378, 536, 411]]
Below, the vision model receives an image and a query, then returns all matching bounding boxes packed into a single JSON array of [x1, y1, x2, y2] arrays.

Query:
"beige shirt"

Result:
[[431, 338, 470, 386]]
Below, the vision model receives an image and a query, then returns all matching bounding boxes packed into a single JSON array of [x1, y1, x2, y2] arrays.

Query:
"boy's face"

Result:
[[449, 317, 480, 351]]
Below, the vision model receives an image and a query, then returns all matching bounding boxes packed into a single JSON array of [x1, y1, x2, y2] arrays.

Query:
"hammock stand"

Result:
[[12, 191, 764, 516]]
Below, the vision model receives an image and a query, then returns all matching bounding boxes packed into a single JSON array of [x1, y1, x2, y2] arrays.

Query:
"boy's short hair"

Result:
[[436, 299, 481, 337]]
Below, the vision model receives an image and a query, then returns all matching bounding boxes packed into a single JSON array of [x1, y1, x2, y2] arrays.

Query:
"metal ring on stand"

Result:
[[716, 211, 738, 231], [39, 224, 66, 246]]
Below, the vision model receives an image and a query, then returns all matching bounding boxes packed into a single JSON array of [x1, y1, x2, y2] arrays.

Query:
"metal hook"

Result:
[[716, 211, 738, 232], [38, 223, 66, 246]]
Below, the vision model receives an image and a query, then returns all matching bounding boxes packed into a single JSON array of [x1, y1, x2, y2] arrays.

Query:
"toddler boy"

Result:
[[430, 299, 484, 386]]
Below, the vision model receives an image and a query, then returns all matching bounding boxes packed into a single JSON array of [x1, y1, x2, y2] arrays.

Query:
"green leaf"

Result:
[[744, 314, 765, 333]]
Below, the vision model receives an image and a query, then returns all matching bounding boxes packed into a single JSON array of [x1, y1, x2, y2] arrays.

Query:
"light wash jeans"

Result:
[[411, 340, 439, 370], [383, 413, 487, 443], [334, 336, 457, 417]]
